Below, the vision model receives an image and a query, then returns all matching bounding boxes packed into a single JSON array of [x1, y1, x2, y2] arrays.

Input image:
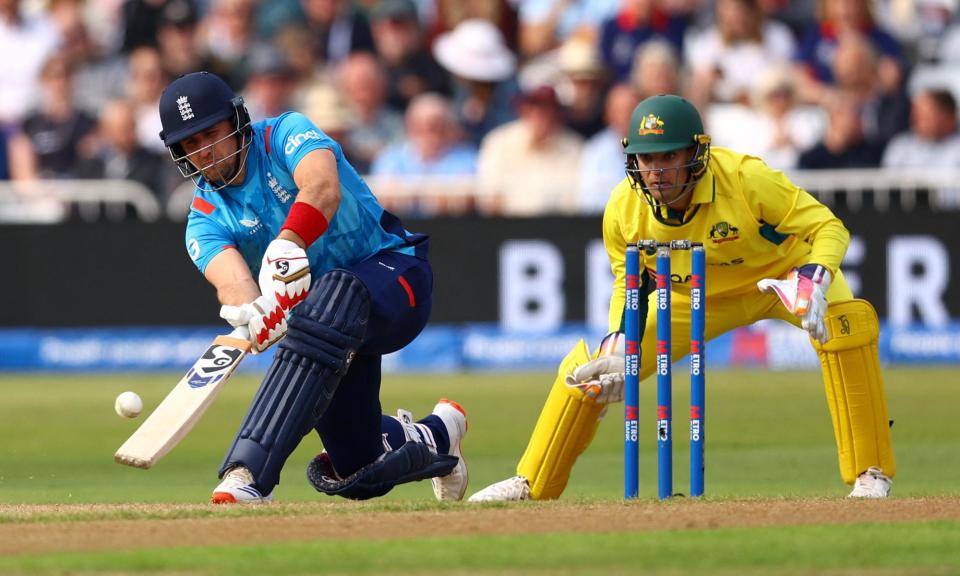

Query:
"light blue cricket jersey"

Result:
[[184, 112, 424, 277]]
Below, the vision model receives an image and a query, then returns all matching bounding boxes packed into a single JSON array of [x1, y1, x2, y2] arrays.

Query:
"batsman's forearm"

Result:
[[292, 149, 341, 222], [204, 248, 261, 306], [290, 182, 339, 225], [216, 279, 261, 306], [281, 149, 340, 249]]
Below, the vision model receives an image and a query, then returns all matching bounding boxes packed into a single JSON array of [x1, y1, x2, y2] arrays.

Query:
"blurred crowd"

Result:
[[2, 0, 960, 217]]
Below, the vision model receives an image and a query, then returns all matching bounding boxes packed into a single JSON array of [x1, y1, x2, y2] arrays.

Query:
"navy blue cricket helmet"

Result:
[[158, 71, 252, 188]]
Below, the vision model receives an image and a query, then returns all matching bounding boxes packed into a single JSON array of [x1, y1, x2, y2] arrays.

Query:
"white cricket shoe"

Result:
[[431, 399, 469, 501], [211, 466, 273, 504], [848, 466, 892, 498], [467, 475, 531, 502]]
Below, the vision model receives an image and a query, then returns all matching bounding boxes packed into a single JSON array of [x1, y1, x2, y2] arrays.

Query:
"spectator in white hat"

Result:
[[297, 78, 353, 142], [433, 18, 519, 145], [556, 36, 608, 138]]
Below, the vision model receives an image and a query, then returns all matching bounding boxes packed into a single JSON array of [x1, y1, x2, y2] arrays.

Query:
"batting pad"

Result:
[[813, 299, 896, 484], [517, 339, 604, 500], [219, 270, 370, 493]]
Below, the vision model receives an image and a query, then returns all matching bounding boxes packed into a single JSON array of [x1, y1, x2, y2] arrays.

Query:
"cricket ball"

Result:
[[115, 391, 143, 419]]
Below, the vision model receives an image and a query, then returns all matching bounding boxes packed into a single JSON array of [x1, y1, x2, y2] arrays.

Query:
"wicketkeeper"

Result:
[[158, 71, 468, 503], [469, 94, 895, 501]]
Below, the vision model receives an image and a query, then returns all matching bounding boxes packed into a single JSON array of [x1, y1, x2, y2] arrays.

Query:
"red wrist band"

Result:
[[281, 202, 329, 246]]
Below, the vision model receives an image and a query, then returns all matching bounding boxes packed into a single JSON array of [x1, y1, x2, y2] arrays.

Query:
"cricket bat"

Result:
[[114, 328, 252, 469]]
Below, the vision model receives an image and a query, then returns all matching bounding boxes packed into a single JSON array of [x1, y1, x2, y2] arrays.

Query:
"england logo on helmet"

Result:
[[177, 96, 194, 121]]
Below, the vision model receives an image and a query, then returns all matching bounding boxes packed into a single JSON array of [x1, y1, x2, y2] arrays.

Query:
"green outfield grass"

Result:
[[1, 367, 958, 574], [3, 521, 960, 575], [1, 368, 956, 503]]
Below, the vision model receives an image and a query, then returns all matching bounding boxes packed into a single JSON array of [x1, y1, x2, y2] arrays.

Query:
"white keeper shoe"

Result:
[[211, 466, 274, 504], [467, 475, 531, 502], [431, 399, 469, 501], [848, 466, 892, 498]]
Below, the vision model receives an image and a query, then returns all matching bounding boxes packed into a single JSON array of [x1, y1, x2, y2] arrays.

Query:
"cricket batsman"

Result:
[[158, 71, 468, 503], [469, 94, 895, 501]]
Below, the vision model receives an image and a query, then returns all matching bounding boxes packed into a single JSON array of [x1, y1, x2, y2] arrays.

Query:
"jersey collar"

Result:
[[651, 172, 715, 226], [690, 171, 716, 206]]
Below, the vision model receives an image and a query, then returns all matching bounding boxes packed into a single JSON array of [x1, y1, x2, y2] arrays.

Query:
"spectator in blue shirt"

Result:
[[795, 0, 904, 105], [371, 93, 478, 215], [599, 0, 688, 82], [371, 93, 477, 178]]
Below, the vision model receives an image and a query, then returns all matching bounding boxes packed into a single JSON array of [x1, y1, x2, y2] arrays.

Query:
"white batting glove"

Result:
[[565, 355, 626, 404], [220, 295, 288, 354], [259, 238, 311, 311], [758, 264, 832, 344]]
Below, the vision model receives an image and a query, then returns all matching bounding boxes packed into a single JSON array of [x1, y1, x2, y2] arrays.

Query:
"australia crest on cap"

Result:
[[638, 113, 664, 136]]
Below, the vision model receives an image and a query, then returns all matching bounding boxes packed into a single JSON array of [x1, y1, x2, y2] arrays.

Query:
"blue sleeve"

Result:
[[870, 29, 903, 59], [599, 18, 615, 68], [185, 213, 235, 274], [267, 111, 342, 176], [794, 27, 819, 65], [666, 16, 689, 56]]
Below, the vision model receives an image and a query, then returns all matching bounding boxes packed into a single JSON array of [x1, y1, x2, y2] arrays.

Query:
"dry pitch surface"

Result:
[[5, 497, 960, 557]]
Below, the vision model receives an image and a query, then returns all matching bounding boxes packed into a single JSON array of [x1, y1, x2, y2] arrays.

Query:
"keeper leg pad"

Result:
[[218, 270, 371, 492], [516, 338, 606, 500], [812, 299, 896, 484]]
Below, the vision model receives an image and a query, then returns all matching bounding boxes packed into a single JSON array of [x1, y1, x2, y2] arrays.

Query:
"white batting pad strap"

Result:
[[394, 409, 417, 441], [392, 409, 438, 454], [414, 423, 438, 453]]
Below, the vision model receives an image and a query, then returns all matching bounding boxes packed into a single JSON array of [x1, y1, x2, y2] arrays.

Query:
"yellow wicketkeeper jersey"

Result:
[[604, 147, 850, 332]]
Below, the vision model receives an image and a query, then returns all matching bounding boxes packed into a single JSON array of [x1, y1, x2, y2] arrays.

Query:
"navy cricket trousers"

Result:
[[313, 250, 433, 477]]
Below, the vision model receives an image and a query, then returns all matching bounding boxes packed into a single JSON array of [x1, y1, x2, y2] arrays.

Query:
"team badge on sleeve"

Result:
[[188, 238, 200, 261]]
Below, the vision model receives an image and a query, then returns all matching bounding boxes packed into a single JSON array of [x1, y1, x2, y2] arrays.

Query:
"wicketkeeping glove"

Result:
[[565, 355, 626, 404], [757, 263, 832, 344], [220, 295, 288, 353], [259, 238, 311, 311]]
